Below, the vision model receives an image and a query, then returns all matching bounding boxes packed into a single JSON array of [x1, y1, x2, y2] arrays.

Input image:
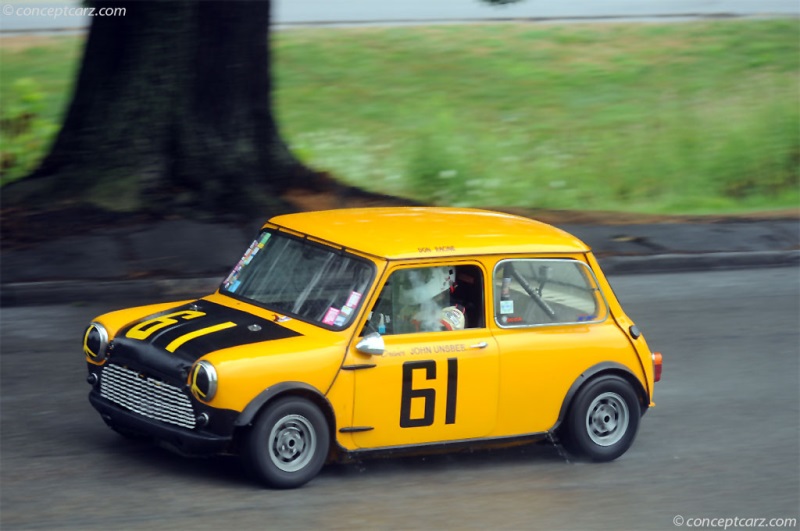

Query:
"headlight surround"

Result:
[[190, 360, 218, 402], [83, 323, 109, 361]]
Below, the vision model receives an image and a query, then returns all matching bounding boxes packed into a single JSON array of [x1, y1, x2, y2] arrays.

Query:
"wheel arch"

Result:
[[233, 382, 337, 452], [554, 362, 649, 431]]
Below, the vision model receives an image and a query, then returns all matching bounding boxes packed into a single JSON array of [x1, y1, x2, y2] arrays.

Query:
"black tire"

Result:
[[562, 375, 640, 462], [244, 397, 330, 489]]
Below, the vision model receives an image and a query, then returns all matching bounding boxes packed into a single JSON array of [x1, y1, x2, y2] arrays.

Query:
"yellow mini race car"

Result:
[[83, 207, 662, 488]]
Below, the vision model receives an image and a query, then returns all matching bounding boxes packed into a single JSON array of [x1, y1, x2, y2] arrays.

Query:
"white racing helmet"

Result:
[[439, 305, 466, 331]]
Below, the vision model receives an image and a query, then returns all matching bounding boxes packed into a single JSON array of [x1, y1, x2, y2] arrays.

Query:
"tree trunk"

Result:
[[4, 0, 310, 218]]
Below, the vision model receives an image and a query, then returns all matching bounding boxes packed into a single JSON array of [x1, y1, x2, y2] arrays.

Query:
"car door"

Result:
[[489, 257, 628, 436], [346, 262, 499, 449]]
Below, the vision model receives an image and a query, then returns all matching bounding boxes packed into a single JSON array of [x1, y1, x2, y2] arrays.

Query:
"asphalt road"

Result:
[[1, 0, 797, 33], [1, 267, 798, 530]]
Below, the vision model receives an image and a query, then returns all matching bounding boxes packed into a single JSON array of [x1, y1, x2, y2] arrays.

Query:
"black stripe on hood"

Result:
[[117, 300, 301, 362]]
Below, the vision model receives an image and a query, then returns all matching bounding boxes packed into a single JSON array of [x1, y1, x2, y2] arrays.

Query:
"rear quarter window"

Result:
[[493, 259, 609, 327]]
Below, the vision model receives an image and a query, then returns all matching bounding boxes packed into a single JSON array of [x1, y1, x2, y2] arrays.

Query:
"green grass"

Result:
[[1, 19, 798, 214]]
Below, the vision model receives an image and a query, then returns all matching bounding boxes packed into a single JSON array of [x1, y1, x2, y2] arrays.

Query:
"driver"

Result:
[[396, 266, 466, 332]]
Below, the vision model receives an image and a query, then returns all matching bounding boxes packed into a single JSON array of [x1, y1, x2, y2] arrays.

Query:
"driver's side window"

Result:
[[364, 264, 485, 336]]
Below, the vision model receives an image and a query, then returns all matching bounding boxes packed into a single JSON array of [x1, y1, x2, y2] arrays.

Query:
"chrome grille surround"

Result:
[[100, 364, 196, 429]]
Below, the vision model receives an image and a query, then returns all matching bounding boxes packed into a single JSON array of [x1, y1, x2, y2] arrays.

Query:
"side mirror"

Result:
[[356, 332, 385, 356]]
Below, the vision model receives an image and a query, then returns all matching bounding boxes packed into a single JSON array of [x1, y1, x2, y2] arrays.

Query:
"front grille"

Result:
[[100, 364, 196, 429]]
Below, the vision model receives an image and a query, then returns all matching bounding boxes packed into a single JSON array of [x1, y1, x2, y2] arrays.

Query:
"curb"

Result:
[[598, 250, 800, 275], [2, 251, 797, 307]]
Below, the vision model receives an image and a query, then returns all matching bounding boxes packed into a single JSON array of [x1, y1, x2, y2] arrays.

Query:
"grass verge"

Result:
[[1, 19, 798, 214]]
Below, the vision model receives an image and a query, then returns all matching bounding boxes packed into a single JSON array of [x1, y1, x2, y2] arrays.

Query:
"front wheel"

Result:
[[562, 375, 640, 462], [244, 397, 330, 489]]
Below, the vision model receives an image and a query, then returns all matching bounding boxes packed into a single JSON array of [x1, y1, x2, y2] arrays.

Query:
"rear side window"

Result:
[[493, 259, 608, 327]]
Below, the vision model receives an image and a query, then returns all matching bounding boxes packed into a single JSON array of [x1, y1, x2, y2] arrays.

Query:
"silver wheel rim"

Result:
[[586, 391, 629, 446], [268, 414, 316, 472]]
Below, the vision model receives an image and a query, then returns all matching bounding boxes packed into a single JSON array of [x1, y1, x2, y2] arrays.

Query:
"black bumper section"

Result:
[[89, 393, 233, 456]]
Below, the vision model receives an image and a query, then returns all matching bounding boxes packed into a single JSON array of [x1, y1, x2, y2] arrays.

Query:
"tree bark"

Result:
[[4, 0, 310, 218]]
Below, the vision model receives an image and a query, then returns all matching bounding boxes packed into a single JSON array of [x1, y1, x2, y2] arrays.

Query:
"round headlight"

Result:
[[190, 360, 218, 401], [83, 323, 109, 360]]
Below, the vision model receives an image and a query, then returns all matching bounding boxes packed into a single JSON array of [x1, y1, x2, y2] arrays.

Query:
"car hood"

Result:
[[106, 300, 302, 384]]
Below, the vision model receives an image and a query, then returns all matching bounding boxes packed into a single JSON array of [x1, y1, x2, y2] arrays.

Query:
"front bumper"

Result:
[[89, 392, 233, 456]]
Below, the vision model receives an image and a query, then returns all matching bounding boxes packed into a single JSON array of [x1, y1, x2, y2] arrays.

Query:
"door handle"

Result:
[[470, 342, 488, 349]]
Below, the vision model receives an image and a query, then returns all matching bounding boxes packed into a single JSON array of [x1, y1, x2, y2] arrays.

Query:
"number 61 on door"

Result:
[[400, 358, 458, 428]]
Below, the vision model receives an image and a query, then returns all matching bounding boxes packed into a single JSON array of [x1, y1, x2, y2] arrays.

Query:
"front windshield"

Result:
[[221, 231, 374, 329]]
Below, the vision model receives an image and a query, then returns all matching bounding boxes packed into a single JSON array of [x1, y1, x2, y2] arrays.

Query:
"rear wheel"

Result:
[[244, 397, 329, 489], [562, 375, 640, 462]]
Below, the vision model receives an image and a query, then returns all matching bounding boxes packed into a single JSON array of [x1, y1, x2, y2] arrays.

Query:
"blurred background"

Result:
[[1, 0, 798, 217]]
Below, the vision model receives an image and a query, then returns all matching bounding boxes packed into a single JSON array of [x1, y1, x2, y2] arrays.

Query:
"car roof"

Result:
[[267, 207, 589, 260]]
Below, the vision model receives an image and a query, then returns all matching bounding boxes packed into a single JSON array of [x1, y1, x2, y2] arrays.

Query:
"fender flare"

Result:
[[554, 362, 649, 430], [234, 381, 334, 428]]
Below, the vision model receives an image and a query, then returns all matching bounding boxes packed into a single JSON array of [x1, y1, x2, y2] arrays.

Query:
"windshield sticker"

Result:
[[241, 239, 258, 257], [223, 238, 260, 288], [500, 300, 514, 314], [333, 314, 348, 327], [223, 234, 273, 290], [243, 247, 258, 265], [223, 265, 242, 289], [346, 291, 362, 308], [322, 307, 340, 326]]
